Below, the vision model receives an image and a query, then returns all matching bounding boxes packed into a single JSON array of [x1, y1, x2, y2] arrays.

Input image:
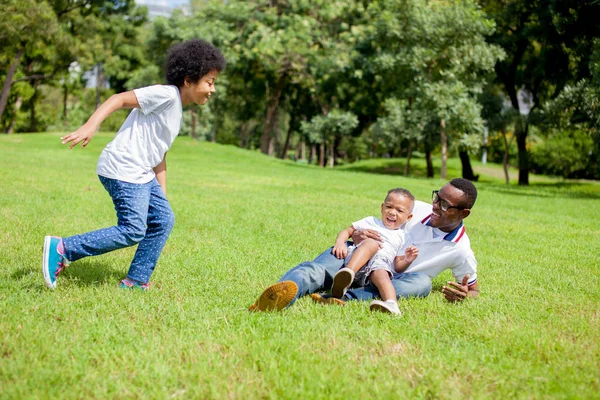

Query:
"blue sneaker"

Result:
[[120, 279, 150, 291], [42, 236, 70, 289]]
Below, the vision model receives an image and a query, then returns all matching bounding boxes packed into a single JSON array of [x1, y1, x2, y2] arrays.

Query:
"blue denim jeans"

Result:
[[63, 175, 175, 283], [278, 244, 432, 306]]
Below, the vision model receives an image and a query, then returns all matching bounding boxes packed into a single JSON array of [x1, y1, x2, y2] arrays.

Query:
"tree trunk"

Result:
[[319, 143, 325, 167], [310, 144, 316, 165], [516, 118, 529, 185], [328, 140, 335, 168], [95, 63, 104, 110], [425, 147, 434, 178], [300, 140, 306, 161], [239, 122, 247, 148], [501, 128, 510, 185], [210, 123, 216, 142], [190, 107, 198, 140], [62, 83, 69, 124], [440, 119, 448, 179], [279, 119, 294, 159], [459, 150, 478, 181], [6, 96, 23, 134], [28, 83, 39, 132], [404, 139, 414, 176], [260, 75, 286, 155], [0, 48, 24, 125]]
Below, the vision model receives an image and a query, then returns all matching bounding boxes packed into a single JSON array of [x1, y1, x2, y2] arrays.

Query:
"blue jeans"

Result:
[[278, 244, 432, 306], [63, 176, 175, 283]]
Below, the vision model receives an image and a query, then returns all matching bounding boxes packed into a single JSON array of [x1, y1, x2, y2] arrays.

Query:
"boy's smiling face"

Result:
[[181, 69, 219, 106], [380, 193, 414, 230]]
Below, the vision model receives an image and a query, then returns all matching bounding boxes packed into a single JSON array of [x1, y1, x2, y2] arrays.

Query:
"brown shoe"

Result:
[[310, 293, 346, 306], [248, 281, 298, 312]]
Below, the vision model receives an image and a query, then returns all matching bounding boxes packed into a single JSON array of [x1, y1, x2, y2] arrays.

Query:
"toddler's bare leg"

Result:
[[345, 239, 380, 273], [370, 269, 397, 301]]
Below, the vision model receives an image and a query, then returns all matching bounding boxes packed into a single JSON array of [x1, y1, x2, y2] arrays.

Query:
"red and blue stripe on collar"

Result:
[[420, 214, 466, 243]]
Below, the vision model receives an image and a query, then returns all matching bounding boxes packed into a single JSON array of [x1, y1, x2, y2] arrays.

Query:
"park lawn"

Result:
[[0, 133, 599, 399]]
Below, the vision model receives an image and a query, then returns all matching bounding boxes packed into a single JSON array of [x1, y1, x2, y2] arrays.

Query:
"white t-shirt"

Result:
[[350, 216, 411, 264], [96, 85, 183, 183], [402, 201, 478, 285]]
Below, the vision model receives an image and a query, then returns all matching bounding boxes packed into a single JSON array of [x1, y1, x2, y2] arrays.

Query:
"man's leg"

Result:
[[249, 245, 345, 311], [344, 272, 432, 302]]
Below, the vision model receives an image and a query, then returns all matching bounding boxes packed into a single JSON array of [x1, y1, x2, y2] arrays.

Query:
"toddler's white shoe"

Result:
[[370, 299, 402, 316]]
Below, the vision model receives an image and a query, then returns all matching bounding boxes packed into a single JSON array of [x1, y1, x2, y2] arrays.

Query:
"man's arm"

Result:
[[153, 153, 167, 196], [442, 275, 479, 302]]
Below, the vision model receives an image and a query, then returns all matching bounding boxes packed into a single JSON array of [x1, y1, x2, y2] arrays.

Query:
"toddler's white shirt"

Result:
[[96, 85, 183, 184], [351, 216, 411, 263]]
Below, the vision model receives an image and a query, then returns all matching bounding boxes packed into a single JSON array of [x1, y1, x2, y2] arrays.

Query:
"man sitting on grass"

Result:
[[248, 178, 479, 312]]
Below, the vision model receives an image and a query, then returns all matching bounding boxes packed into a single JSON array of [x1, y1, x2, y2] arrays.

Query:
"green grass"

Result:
[[1, 133, 599, 399]]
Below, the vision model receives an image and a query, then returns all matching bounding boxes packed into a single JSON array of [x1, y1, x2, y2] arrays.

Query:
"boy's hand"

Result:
[[61, 124, 97, 149], [332, 243, 348, 259], [404, 245, 419, 263]]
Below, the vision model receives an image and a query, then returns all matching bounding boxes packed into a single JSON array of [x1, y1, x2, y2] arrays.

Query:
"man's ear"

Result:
[[460, 209, 471, 219], [406, 213, 413, 221]]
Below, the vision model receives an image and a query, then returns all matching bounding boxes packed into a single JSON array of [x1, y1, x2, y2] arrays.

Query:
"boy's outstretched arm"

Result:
[[153, 153, 167, 196], [61, 91, 140, 149], [332, 226, 355, 259], [393, 245, 419, 273]]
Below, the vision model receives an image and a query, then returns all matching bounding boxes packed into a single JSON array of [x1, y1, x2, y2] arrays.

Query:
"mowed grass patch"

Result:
[[0, 133, 599, 399]]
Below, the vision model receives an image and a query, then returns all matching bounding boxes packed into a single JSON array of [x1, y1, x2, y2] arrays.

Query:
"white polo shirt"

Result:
[[400, 201, 478, 285], [97, 85, 183, 184]]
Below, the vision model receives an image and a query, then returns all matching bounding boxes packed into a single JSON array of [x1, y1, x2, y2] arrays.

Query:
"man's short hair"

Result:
[[449, 178, 477, 209]]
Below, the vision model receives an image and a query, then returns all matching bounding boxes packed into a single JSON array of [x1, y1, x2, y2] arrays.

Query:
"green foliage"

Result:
[[301, 109, 358, 145], [530, 129, 594, 178]]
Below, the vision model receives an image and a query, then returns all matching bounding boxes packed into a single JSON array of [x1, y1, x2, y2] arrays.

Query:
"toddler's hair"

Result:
[[449, 178, 478, 209], [166, 39, 226, 87], [385, 188, 415, 207]]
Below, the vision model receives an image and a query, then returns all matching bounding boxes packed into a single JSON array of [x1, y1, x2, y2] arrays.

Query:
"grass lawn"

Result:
[[1, 133, 599, 399]]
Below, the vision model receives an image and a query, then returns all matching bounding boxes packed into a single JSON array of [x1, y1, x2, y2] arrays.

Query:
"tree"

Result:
[[481, 0, 600, 184], [301, 109, 358, 167], [0, 0, 59, 124]]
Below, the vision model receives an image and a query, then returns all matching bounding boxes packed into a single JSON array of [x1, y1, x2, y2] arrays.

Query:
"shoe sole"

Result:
[[370, 302, 402, 316], [310, 293, 346, 306], [248, 281, 298, 312], [42, 236, 56, 290], [332, 269, 353, 298]]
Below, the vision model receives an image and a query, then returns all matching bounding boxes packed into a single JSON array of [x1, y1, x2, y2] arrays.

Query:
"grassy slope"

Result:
[[0, 133, 598, 399]]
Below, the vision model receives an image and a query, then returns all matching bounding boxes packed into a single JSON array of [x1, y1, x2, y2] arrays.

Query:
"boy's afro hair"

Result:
[[166, 38, 226, 87], [449, 178, 478, 209]]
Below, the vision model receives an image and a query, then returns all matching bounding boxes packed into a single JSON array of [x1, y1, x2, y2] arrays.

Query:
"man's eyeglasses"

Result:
[[432, 190, 467, 212]]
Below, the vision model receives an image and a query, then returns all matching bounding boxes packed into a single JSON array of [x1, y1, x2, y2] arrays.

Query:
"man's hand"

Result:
[[332, 243, 348, 259], [442, 274, 475, 302], [351, 229, 383, 247]]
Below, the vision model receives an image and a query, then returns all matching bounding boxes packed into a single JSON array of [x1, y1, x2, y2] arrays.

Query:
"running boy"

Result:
[[330, 188, 418, 315], [42, 39, 226, 290]]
